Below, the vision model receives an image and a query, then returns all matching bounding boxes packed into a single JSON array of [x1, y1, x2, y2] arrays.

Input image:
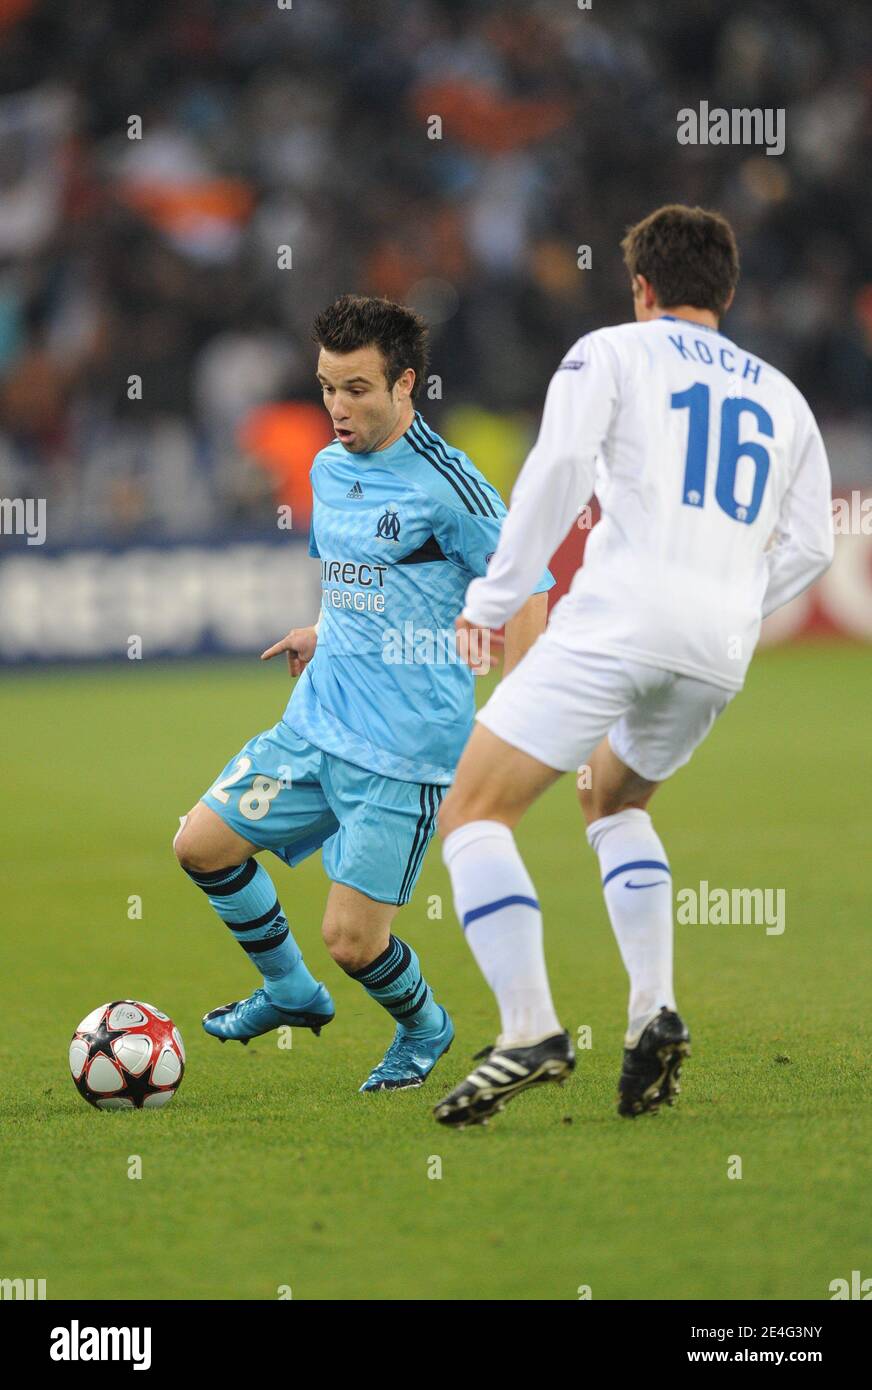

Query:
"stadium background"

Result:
[[0, 0, 871, 657], [1, 0, 870, 1305]]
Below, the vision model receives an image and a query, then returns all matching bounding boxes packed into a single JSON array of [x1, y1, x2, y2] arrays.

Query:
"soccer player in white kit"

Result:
[[433, 205, 835, 1126]]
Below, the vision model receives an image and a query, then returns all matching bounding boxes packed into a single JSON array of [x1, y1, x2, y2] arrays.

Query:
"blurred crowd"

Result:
[[0, 0, 870, 543]]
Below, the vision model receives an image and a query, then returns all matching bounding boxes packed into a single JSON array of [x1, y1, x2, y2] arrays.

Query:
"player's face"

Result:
[[316, 347, 413, 454]]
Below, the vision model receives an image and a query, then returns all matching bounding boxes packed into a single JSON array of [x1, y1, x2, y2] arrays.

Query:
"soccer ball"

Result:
[[69, 1000, 185, 1110]]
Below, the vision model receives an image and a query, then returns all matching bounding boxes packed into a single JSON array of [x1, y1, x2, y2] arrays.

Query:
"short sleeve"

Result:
[[307, 518, 320, 559]]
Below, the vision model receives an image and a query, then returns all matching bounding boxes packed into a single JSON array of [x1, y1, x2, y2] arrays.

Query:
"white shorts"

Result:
[[477, 634, 735, 782]]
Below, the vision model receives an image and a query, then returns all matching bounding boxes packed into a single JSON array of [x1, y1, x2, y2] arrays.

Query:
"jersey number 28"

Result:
[[210, 756, 281, 822]]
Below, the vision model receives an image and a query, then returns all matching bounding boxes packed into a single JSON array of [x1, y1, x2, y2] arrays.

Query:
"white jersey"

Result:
[[464, 316, 834, 691]]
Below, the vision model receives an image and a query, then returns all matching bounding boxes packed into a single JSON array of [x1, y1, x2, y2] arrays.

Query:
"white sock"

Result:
[[586, 808, 676, 1044], [442, 820, 561, 1046]]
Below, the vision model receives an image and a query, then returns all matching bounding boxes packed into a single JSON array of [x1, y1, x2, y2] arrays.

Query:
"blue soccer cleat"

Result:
[[359, 1006, 454, 1092], [202, 984, 335, 1044]]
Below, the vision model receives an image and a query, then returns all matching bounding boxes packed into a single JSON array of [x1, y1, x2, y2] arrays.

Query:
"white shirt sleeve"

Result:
[[462, 336, 619, 629], [761, 409, 834, 618]]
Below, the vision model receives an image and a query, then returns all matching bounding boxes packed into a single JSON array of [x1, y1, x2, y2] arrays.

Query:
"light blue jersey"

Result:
[[283, 411, 554, 784]]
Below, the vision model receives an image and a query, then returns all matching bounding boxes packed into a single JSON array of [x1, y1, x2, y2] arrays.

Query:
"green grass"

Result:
[[1, 644, 870, 1300]]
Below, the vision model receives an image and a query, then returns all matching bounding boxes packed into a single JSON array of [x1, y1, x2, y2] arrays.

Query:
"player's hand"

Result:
[[455, 614, 492, 676], [260, 626, 318, 678]]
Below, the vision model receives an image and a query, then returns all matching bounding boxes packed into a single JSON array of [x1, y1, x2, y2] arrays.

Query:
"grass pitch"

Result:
[[1, 644, 869, 1300]]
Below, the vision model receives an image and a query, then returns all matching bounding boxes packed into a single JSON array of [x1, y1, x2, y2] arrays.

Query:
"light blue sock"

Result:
[[184, 858, 319, 1008], [350, 935, 443, 1035]]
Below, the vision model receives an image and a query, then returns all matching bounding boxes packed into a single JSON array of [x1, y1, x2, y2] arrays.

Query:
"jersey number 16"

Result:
[[671, 382, 772, 525]]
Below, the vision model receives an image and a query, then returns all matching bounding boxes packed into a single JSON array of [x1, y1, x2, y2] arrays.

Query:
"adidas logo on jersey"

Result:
[[346, 481, 364, 499]]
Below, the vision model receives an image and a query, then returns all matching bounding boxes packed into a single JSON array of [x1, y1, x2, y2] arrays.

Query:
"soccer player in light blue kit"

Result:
[[174, 295, 553, 1091]]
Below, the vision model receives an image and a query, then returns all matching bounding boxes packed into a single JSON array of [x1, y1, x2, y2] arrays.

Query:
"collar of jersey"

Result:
[[659, 314, 721, 335]]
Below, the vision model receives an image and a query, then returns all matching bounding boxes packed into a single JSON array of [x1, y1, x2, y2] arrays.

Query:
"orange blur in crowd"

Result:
[[239, 402, 335, 528]]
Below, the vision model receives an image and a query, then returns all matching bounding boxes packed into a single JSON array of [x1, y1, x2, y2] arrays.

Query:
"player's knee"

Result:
[[173, 821, 219, 875], [577, 781, 603, 824], [439, 788, 514, 838], [321, 919, 369, 973], [173, 826, 200, 873], [438, 789, 468, 839], [579, 784, 653, 827]]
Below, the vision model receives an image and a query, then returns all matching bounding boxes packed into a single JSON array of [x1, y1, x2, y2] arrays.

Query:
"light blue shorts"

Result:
[[201, 720, 444, 906]]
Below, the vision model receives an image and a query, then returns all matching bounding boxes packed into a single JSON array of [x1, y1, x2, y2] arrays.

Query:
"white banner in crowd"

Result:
[[0, 539, 321, 662], [0, 526, 870, 665]]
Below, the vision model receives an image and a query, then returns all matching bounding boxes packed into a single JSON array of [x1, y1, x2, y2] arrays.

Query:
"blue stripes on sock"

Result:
[[351, 935, 441, 1032], [462, 894, 539, 930], [185, 859, 258, 896], [601, 859, 670, 889], [184, 858, 314, 997], [351, 936, 411, 988], [185, 858, 290, 953]]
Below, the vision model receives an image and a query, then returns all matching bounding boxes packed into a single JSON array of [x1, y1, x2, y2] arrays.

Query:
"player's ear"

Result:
[[630, 274, 656, 319], [722, 289, 735, 316], [395, 367, 416, 402], [631, 274, 654, 308]]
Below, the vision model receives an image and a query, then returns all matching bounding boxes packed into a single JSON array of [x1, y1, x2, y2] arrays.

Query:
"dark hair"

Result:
[[621, 204, 740, 316], [312, 294, 430, 399]]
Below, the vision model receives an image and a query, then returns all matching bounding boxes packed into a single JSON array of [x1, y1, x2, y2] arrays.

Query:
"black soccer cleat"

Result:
[[617, 1007, 690, 1117], [433, 1030, 575, 1127]]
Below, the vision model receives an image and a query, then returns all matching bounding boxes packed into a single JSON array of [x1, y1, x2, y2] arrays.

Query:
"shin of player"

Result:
[[319, 880, 454, 1093], [436, 716, 688, 1127], [436, 730, 576, 1127], [578, 746, 676, 1046], [174, 805, 335, 1041]]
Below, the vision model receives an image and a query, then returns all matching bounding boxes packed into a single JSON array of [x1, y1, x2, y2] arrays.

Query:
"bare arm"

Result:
[[502, 591, 548, 676]]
